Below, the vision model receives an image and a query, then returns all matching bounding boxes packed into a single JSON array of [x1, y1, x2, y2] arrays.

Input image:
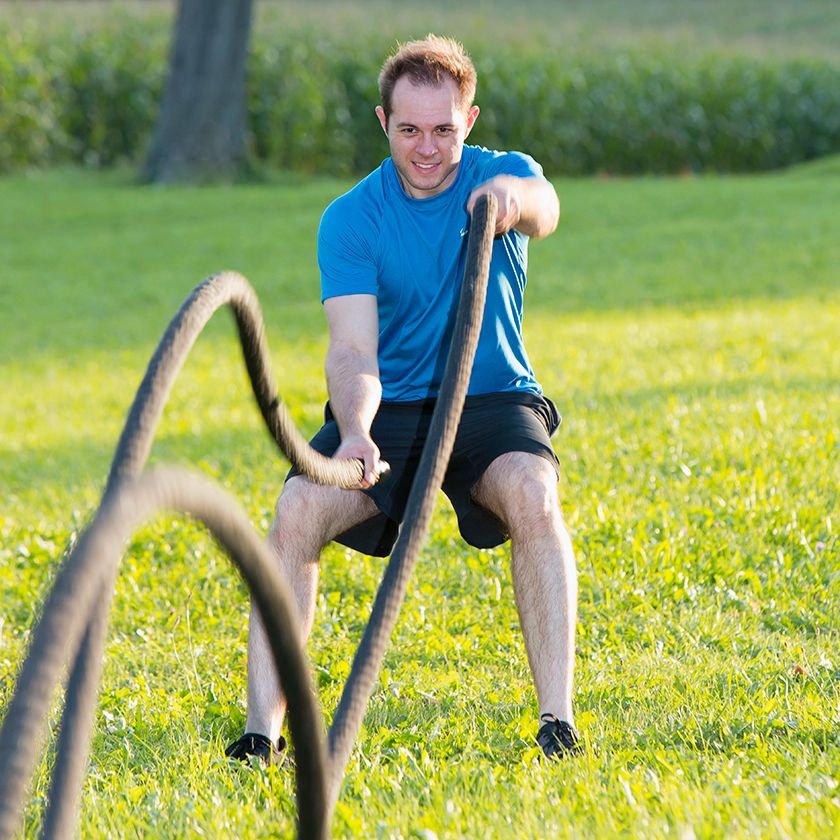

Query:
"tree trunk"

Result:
[[142, 0, 255, 183]]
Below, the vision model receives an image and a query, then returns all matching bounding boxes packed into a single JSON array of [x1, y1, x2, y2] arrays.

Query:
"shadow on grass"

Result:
[[2, 166, 839, 363]]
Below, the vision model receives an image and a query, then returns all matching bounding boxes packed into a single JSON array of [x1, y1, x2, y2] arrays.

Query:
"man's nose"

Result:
[[417, 133, 436, 156]]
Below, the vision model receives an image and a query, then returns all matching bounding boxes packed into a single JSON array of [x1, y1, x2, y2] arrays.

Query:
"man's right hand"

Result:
[[334, 434, 387, 489]]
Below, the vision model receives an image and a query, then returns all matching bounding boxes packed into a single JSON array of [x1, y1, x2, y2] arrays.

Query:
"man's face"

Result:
[[376, 75, 479, 199]]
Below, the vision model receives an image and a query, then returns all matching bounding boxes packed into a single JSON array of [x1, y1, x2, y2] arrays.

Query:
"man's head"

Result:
[[378, 34, 478, 122], [375, 35, 480, 199]]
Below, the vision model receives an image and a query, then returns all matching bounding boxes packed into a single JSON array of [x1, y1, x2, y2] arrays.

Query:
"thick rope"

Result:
[[106, 270, 365, 493], [39, 271, 366, 840], [0, 194, 498, 840], [41, 573, 116, 840], [0, 470, 330, 840], [325, 194, 497, 811]]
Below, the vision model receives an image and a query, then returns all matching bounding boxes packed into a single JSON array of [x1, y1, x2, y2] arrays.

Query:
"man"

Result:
[[226, 34, 581, 765]]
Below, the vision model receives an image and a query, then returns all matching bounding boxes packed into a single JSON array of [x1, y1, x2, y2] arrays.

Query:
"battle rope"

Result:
[[0, 194, 497, 840], [324, 192, 496, 811]]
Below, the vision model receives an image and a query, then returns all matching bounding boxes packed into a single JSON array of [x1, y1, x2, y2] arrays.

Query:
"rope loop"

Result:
[[0, 194, 498, 840]]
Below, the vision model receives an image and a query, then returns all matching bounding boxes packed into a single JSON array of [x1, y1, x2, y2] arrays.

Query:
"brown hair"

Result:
[[378, 34, 477, 121]]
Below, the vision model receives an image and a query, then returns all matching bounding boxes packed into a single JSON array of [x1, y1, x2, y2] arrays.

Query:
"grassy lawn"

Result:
[[0, 163, 838, 837]]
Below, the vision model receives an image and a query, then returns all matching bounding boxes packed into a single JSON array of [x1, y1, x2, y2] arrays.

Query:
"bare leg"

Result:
[[244, 476, 379, 742], [472, 452, 578, 724]]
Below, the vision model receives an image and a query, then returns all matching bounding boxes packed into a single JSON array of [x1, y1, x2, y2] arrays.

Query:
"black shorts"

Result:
[[287, 391, 561, 557]]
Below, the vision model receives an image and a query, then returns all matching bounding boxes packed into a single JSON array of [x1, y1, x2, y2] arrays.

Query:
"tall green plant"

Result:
[[0, 27, 66, 171], [1, 21, 839, 175]]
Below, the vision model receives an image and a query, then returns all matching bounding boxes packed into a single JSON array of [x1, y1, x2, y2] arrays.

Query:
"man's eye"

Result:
[[436, 128, 453, 135], [402, 127, 417, 134]]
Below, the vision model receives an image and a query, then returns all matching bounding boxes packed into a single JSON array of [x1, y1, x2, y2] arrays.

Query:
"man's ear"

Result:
[[464, 105, 480, 138], [375, 105, 388, 135]]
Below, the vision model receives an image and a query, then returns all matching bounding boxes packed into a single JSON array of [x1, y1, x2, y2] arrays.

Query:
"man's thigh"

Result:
[[274, 476, 380, 546], [443, 393, 561, 549], [284, 401, 431, 556], [470, 450, 560, 526]]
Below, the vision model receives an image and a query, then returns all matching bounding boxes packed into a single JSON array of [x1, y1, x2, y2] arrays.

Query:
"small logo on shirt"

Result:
[[459, 226, 469, 237]]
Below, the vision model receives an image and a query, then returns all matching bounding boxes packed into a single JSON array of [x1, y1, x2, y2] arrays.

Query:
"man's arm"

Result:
[[323, 293, 383, 488], [466, 175, 560, 240]]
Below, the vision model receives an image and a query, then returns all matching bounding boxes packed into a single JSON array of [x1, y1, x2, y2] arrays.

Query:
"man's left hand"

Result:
[[466, 175, 522, 236], [467, 175, 560, 241]]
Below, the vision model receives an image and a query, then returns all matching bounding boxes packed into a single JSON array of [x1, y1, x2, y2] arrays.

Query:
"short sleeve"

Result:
[[317, 194, 379, 303], [485, 150, 545, 181]]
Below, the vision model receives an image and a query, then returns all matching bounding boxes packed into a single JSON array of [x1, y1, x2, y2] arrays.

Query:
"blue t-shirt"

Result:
[[318, 144, 544, 401]]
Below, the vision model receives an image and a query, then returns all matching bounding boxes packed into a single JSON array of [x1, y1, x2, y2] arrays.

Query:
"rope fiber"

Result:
[[0, 194, 498, 840]]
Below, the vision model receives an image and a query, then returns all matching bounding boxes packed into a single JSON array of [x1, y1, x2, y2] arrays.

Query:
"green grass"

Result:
[[5, 0, 840, 61], [1, 164, 839, 838]]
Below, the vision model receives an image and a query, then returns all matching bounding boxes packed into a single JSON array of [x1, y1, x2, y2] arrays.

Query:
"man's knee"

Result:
[[269, 476, 378, 552], [482, 452, 561, 536], [269, 477, 332, 551]]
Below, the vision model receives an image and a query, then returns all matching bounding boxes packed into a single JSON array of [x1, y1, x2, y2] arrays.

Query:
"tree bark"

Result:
[[142, 0, 255, 183]]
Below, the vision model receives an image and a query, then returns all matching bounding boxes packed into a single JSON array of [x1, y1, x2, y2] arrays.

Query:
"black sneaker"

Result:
[[225, 732, 287, 766], [536, 714, 583, 759]]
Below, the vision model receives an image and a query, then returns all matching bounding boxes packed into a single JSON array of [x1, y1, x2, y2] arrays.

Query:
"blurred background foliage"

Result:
[[1, 0, 839, 175]]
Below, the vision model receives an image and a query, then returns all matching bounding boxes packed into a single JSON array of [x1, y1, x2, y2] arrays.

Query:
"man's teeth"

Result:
[[416, 163, 437, 169]]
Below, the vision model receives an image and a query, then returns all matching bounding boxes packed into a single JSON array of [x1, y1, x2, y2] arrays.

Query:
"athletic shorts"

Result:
[[287, 391, 561, 557]]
